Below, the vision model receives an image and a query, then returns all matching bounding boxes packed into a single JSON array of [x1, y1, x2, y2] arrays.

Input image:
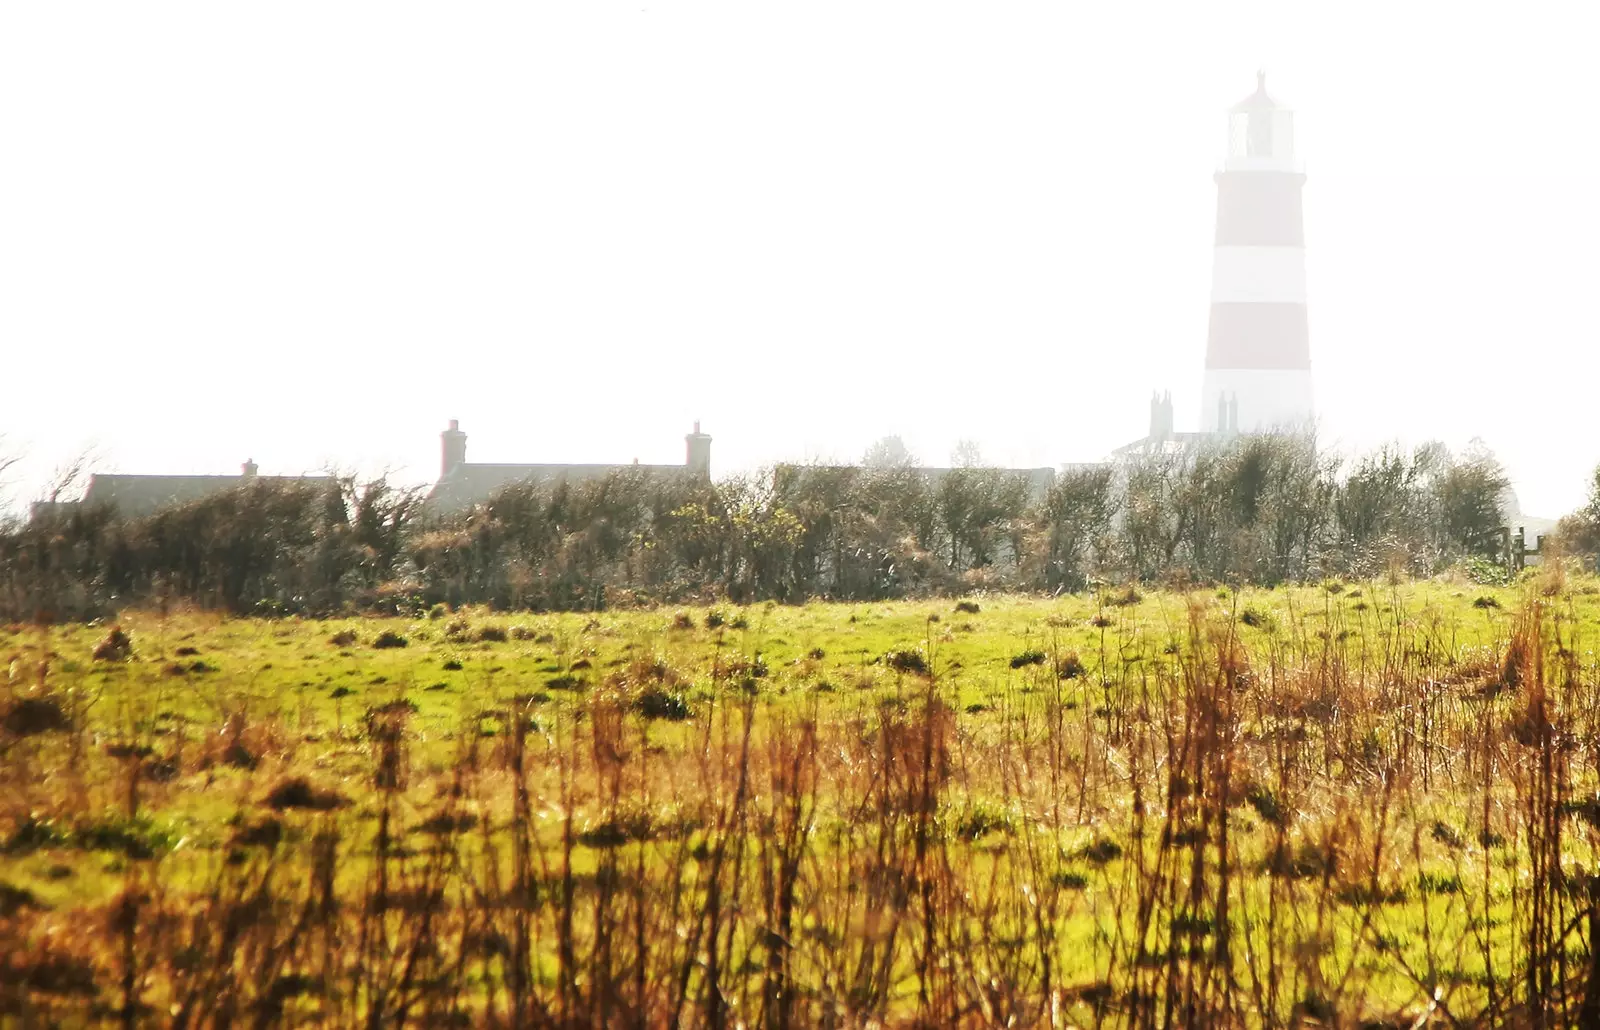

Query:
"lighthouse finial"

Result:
[[1257, 69, 1267, 92]]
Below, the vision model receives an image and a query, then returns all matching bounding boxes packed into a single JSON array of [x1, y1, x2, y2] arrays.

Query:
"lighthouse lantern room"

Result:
[[1201, 72, 1314, 433]]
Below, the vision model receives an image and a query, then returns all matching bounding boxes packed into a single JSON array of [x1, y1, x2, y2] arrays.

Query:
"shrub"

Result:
[[329, 630, 358, 647], [954, 600, 981, 614], [416, 812, 478, 835], [1430, 820, 1465, 850], [475, 625, 508, 643], [1463, 555, 1512, 586], [1240, 606, 1274, 630], [635, 686, 692, 721], [264, 778, 347, 812], [233, 818, 284, 849], [0, 882, 43, 917], [577, 812, 653, 849], [1473, 594, 1501, 610], [704, 609, 726, 629], [1416, 871, 1462, 896], [1110, 586, 1142, 607], [92, 626, 133, 662], [1268, 840, 1335, 880], [1078, 838, 1123, 865], [1010, 649, 1046, 669], [372, 631, 408, 649], [955, 804, 1014, 842], [2, 696, 71, 736], [1058, 653, 1086, 680], [1245, 785, 1286, 827], [883, 649, 929, 675]]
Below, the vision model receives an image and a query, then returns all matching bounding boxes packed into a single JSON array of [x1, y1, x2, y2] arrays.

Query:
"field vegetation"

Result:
[[7, 572, 1600, 1026]]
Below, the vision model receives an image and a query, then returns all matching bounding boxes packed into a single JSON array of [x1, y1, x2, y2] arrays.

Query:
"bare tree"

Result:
[[0, 436, 23, 528], [862, 435, 915, 469], [44, 445, 107, 504], [950, 439, 984, 469]]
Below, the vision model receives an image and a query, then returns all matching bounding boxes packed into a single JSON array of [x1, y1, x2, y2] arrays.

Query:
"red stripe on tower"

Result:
[[1201, 73, 1313, 433]]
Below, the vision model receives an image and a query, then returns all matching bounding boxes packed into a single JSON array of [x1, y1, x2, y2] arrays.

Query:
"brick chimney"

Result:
[[441, 419, 467, 478], [685, 421, 712, 477]]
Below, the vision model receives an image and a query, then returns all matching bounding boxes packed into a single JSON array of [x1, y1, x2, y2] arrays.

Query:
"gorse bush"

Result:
[[0, 433, 1539, 621]]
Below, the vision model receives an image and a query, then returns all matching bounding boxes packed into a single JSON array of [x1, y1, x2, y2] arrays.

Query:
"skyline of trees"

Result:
[[0, 432, 1557, 622]]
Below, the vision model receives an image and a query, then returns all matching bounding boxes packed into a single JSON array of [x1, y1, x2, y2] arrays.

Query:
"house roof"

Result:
[[77, 473, 332, 519], [1110, 431, 1225, 457], [426, 462, 692, 514]]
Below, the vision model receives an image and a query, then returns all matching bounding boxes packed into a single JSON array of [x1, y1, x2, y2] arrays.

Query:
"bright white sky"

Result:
[[3, 3, 1598, 517]]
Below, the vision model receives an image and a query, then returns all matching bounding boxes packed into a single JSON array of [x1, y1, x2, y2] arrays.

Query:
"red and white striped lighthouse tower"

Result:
[[1201, 73, 1312, 433]]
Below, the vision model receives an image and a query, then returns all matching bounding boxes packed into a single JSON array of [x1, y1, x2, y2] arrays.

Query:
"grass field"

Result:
[[4, 572, 1600, 1027]]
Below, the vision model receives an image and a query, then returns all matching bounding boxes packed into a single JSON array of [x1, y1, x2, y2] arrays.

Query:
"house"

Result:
[[30, 461, 333, 521], [1112, 392, 1233, 458], [425, 420, 712, 513]]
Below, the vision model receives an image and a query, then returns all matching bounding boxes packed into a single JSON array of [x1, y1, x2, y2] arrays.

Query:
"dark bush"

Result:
[[635, 686, 692, 721], [883, 649, 929, 675], [264, 778, 348, 811], [1010, 649, 1046, 669], [1245, 785, 1286, 827], [1079, 838, 1123, 865], [2, 696, 71, 736], [92, 626, 133, 661]]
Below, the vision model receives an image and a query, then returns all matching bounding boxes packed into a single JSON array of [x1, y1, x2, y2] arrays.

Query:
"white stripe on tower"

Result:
[[1200, 73, 1313, 434]]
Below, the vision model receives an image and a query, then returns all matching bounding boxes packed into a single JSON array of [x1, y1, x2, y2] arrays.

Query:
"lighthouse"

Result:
[[1200, 73, 1313, 433]]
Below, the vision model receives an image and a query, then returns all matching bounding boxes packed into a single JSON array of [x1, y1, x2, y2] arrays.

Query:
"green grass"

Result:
[[2, 574, 1599, 1026]]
